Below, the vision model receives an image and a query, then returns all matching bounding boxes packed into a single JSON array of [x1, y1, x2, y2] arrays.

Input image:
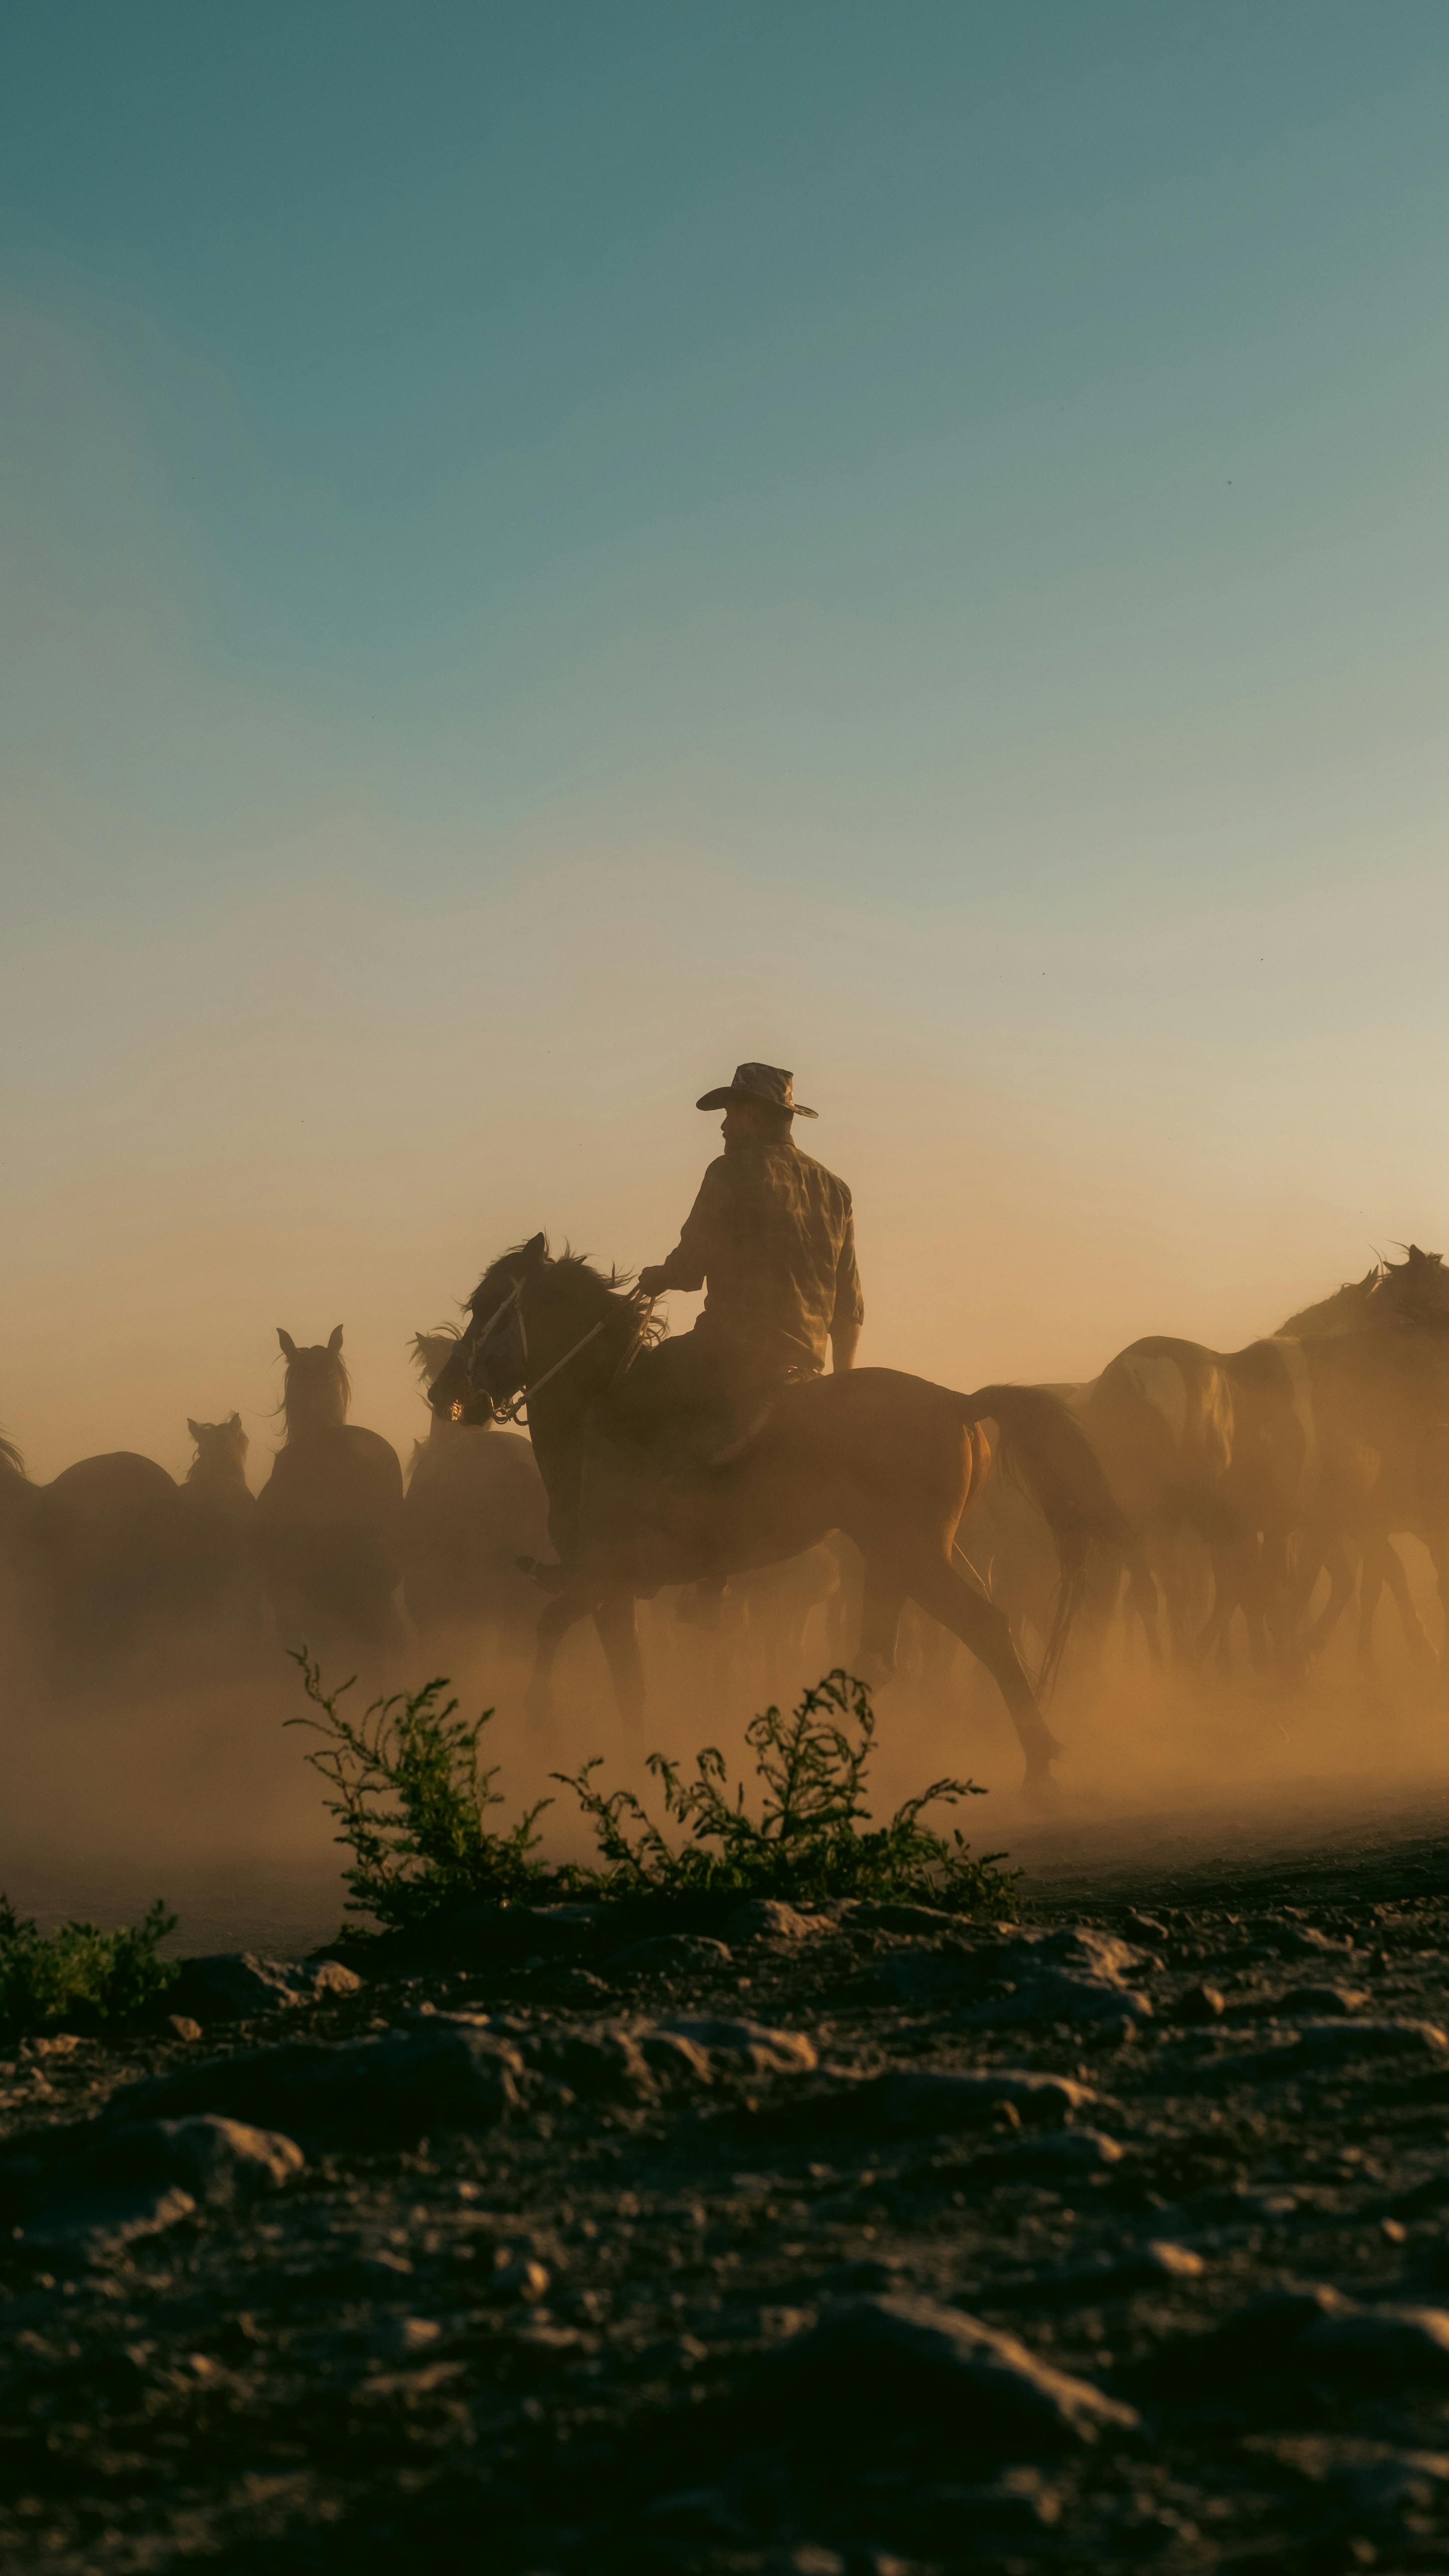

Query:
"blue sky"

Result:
[[4, 3, 1448, 1471]]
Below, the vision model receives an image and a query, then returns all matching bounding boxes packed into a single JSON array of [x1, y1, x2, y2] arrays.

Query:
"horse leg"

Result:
[[1357, 1539, 1385, 1669], [593, 1590, 645, 1725], [526, 1585, 597, 1723], [905, 1555, 1061, 1798], [1377, 1538, 1437, 1668], [1303, 1533, 1356, 1659], [852, 1562, 904, 1695]]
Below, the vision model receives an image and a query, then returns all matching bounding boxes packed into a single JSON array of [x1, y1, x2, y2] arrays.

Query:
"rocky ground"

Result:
[[8, 1835, 1449, 2573]]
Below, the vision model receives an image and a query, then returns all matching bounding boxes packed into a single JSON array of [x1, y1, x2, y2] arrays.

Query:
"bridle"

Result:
[[462, 1272, 657, 1428]]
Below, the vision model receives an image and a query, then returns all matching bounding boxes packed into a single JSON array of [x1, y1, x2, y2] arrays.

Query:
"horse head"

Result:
[[1377, 1245, 1449, 1330], [430, 1234, 640, 1426], [277, 1326, 350, 1439], [186, 1413, 249, 1486]]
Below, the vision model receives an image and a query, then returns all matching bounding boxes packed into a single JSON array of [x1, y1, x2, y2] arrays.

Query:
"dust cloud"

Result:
[[4, 1501, 1448, 1957]]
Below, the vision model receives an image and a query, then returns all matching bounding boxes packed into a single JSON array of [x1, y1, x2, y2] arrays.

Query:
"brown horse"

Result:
[[427, 1235, 1148, 1795], [178, 1413, 262, 1641], [256, 1328, 405, 1667], [402, 1328, 550, 1654], [1084, 1251, 1449, 1675], [0, 1430, 188, 1678]]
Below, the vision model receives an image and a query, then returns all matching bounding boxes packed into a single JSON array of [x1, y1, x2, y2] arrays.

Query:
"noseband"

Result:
[[462, 1274, 655, 1427]]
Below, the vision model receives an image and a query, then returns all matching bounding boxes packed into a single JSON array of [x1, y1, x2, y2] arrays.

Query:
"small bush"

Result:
[[557, 1668, 1016, 1913], [287, 1653, 551, 1933], [0, 1897, 178, 2041]]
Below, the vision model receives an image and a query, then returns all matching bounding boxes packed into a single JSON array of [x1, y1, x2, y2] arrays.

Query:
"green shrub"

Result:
[[559, 1667, 1016, 1912], [287, 1653, 551, 1933], [0, 1897, 178, 2041]]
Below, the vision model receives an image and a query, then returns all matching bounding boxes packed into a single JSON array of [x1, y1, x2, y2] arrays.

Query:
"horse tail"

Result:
[[959, 1383, 1159, 1697]]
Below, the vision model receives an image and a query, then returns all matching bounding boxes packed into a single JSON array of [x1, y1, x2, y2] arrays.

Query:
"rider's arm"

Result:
[[638, 1159, 727, 1297]]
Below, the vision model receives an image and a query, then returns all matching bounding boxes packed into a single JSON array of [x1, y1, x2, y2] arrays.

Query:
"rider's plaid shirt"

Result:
[[657, 1138, 864, 1376]]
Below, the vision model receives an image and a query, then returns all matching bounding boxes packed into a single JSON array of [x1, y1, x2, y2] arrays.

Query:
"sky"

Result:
[[3, 1, 1448, 1480]]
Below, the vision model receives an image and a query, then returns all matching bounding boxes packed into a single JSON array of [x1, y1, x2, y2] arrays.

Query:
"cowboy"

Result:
[[635, 1061, 863, 1459]]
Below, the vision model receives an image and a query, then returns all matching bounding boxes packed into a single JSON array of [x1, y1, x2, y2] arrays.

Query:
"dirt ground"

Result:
[[7, 1785, 1449, 2575]]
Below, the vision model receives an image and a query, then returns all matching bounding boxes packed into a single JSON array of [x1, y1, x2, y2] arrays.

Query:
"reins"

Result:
[[465, 1275, 658, 1429]]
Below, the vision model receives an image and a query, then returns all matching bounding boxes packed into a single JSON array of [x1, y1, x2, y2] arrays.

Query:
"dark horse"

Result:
[[0, 1426, 189, 1679], [256, 1328, 406, 1667], [428, 1235, 1150, 1795]]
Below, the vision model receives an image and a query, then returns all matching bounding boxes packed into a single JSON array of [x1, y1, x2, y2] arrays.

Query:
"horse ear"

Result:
[[229, 1411, 242, 1431], [521, 1232, 548, 1269], [327, 1325, 344, 1354], [187, 1418, 202, 1440], [277, 1329, 297, 1360]]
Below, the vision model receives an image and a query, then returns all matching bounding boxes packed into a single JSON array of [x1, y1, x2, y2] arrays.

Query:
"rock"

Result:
[[997, 1926, 1150, 1983], [769, 2293, 1140, 2450], [298, 1958, 365, 1997], [103, 2022, 524, 2143], [1278, 1983, 1369, 2015], [641, 2489, 751, 2542], [659, 2016, 817, 2075], [491, 2256, 551, 2304], [726, 1899, 830, 1942], [858, 1902, 966, 1937], [1303, 2304, 1449, 2381], [1292, 2016, 1444, 2062], [1331, 2451, 1449, 2526], [956, 1930, 1155, 2032], [167, 1953, 306, 2020], [15, 2114, 302, 2253], [1158, 2284, 1354, 2384], [1123, 1911, 1169, 1945], [1206, 2018, 1448, 2082], [375, 2315, 443, 2358], [1277, 1923, 1349, 1958], [528, 2022, 655, 2102], [1029, 2241, 1204, 2304], [614, 1935, 733, 1972], [166, 2016, 203, 2044], [877, 1950, 977, 2005], [920, 2466, 1061, 2535], [1174, 1983, 1225, 2023], [865, 2068, 1101, 2132], [982, 2127, 1124, 2180], [520, 1902, 610, 1950], [638, 2028, 714, 2085]]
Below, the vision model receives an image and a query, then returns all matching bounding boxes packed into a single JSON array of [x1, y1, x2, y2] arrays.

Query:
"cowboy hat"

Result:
[[695, 1061, 818, 1119]]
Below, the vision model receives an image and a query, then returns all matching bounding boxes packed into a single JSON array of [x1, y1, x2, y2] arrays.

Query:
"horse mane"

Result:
[[0, 1426, 25, 1478], [466, 1238, 642, 1308], [410, 1325, 461, 1384], [464, 1238, 666, 1349], [1274, 1264, 1383, 1340]]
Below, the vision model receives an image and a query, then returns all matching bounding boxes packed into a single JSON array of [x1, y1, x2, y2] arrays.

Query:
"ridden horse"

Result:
[[427, 1235, 1152, 1796], [256, 1328, 405, 1668], [401, 1329, 551, 1655]]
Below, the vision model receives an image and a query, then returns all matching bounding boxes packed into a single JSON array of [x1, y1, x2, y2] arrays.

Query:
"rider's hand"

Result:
[[637, 1264, 669, 1297]]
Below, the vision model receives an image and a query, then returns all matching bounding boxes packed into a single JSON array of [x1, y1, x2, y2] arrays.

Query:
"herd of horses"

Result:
[[4, 1241, 1448, 1794]]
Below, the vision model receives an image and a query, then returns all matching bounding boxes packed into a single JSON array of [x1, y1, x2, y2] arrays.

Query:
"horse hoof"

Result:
[[1021, 1762, 1061, 1813]]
